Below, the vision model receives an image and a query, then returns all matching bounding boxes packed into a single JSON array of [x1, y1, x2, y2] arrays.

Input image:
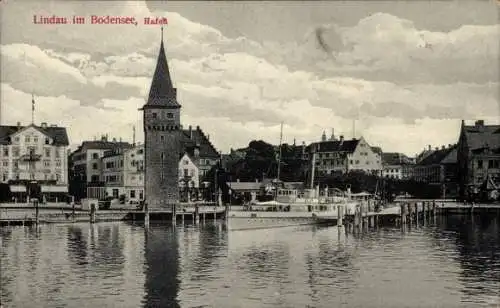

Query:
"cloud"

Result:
[[1, 1, 498, 156], [291, 13, 500, 84]]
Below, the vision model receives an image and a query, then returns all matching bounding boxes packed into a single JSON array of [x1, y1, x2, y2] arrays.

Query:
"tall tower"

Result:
[[140, 28, 182, 209]]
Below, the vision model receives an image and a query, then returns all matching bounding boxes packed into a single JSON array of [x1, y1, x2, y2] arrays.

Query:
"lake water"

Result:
[[1, 215, 499, 308]]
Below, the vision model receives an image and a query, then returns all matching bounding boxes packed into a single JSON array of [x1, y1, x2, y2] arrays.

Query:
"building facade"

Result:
[[307, 132, 383, 184], [0, 122, 70, 202], [413, 144, 458, 198], [457, 120, 500, 200], [68, 136, 132, 200], [382, 152, 415, 180], [141, 32, 182, 209]]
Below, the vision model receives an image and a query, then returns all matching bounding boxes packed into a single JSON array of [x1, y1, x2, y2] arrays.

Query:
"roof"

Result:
[[382, 152, 414, 165], [181, 126, 219, 158], [74, 141, 133, 153], [371, 146, 383, 155], [228, 182, 262, 191], [463, 123, 500, 151], [143, 36, 180, 109], [0, 124, 69, 146], [308, 139, 359, 153], [417, 145, 457, 166]]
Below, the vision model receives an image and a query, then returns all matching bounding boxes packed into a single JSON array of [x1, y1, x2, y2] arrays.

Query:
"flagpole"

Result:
[[32, 93, 35, 125]]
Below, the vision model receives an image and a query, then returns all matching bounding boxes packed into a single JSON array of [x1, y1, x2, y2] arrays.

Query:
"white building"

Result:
[[308, 133, 383, 177], [0, 122, 70, 201]]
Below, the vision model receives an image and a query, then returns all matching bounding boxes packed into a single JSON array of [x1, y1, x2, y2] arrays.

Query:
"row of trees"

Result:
[[221, 140, 449, 200]]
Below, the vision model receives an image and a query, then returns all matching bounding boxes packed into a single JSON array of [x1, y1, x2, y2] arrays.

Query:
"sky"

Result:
[[1, 0, 499, 156]]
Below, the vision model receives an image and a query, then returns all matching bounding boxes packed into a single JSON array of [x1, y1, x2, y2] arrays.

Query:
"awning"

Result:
[[41, 185, 68, 193], [10, 185, 26, 192]]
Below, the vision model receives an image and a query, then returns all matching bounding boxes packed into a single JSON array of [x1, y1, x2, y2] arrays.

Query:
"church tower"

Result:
[[141, 28, 181, 209]]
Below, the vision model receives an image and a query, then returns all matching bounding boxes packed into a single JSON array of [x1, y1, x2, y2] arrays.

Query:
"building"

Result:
[[307, 131, 383, 180], [457, 120, 500, 200], [181, 125, 220, 179], [68, 136, 132, 200], [0, 121, 70, 202], [87, 138, 217, 203], [140, 30, 182, 209], [413, 144, 457, 198], [382, 152, 415, 180]]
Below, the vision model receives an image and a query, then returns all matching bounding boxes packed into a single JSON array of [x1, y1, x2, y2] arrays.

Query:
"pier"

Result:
[[0, 203, 226, 227], [342, 199, 500, 233]]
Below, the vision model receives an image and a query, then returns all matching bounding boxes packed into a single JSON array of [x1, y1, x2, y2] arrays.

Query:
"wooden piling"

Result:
[[72, 202, 76, 223], [225, 204, 229, 221], [337, 205, 343, 227], [400, 203, 406, 225], [354, 205, 361, 229], [90, 203, 96, 224], [34, 199, 40, 225], [171, 203, 177, 225], [144, 202, 149, 227], [195, 204, 200, 224]]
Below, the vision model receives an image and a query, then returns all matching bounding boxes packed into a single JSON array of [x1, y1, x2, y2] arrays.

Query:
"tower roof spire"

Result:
[[143, 26, 180, 109]]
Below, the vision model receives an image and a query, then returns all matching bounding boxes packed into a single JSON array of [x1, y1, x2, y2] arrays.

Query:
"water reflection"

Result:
[[143, 223, 180, 308], [436, 215, 500, 304], [0, 215, 499, 308]]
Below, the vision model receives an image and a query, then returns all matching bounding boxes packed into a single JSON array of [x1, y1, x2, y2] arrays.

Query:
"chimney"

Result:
[[101, 135, 106, 141], [16, 121, 21, 128], [189, 125, 192, 139], [196, 125, 200, 130], [441, 145, 445, 150], [112, 138, 116, 142], [339, 135, 344, 142], [330, 128, 335, 141], [435, 147, 439, 151], [428, 145, 431, 151], [448, 144, 452, 148], [119, 137, 122, 142], [105, 134, 109, 141], [321, 131, 327, 142], [41, 122, 47, 128], [475, 120, 484, 127]]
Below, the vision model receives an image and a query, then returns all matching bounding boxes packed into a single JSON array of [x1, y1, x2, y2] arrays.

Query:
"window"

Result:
[[152, 112, 157, 118], [15, 174, 19, 180], [183, 160, 189, 165], [14, 137, 19, 142], [55, 150, 60, 158], [44, 174, 48, 180], [130, 190, 136, 198], [45, 148, 51, 157], [167, 113, 173, 119], [184, 169, 189, 177], [161, 153, 165, 160], [3, 174, 8, 181], [2, 148, 8, 156], [56, 173, 61, 182], [28, 147, 36, 156], [44, 161, 50, 167], [131, 176, 136, 180], [139, 191, 144, 200], [33, 137, 38, 143], [56, 161, 61, 167], [160, 136, 164, 141], [92, 153, 99, 159], [120, 160, 123, 167], [13, 147, 20, 157], [25, 136, 30, 143], [93, 163, 98, 170], [160, 170, 165, 180], [137, 149, 143, 154], [112, 189, 119, 198], [45, 138, 50, 145], [2, 161, 7, 167], [190, 169, 194, 176], [350, 160, 353, 164], [477, 160, 483, 169], [355, 160, 359, 164]]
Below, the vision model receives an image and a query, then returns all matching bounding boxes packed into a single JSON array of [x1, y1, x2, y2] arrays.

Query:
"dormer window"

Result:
[[167, 113, 173, 119]]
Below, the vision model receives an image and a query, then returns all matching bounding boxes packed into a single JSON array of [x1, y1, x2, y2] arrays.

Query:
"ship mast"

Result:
[[277, 122, 283, 182]]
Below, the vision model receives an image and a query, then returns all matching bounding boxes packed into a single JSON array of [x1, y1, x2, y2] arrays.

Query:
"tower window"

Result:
[[152, 112, 157, 118], [167, 113, 173, 119]]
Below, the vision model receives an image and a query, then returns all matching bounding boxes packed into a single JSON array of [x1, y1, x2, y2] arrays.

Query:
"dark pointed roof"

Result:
[[143, 31, 180, 109]]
